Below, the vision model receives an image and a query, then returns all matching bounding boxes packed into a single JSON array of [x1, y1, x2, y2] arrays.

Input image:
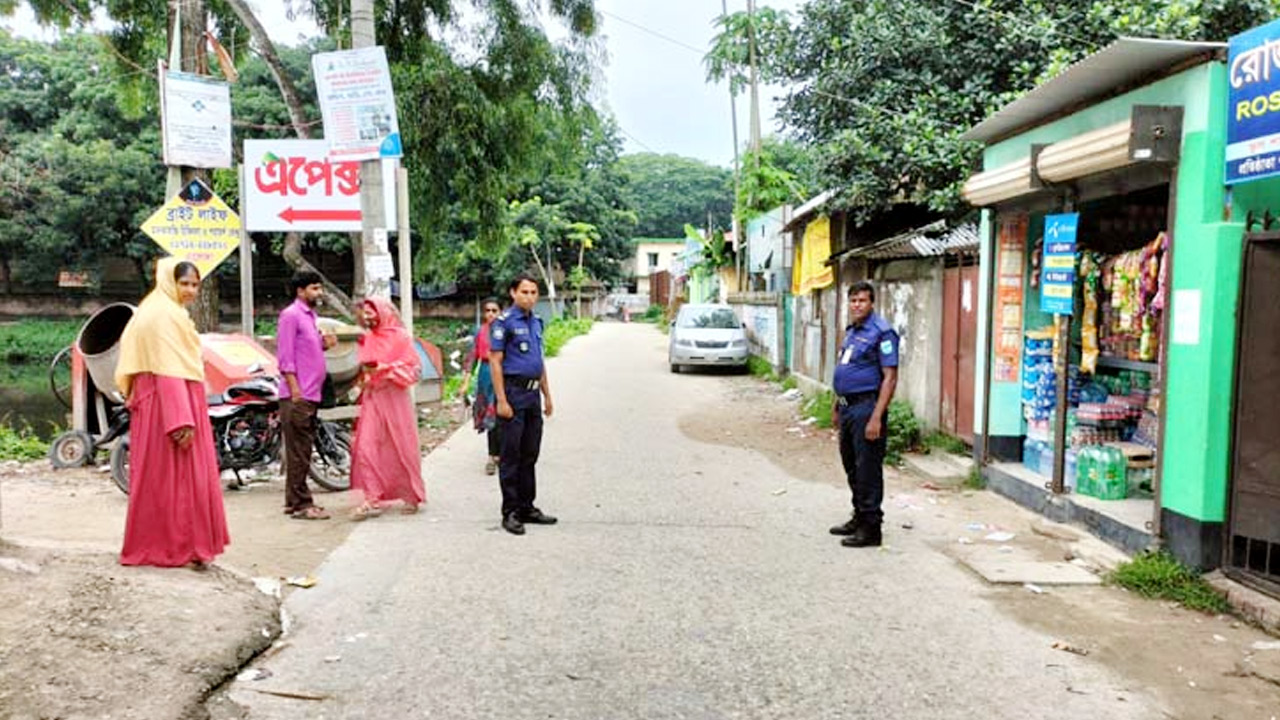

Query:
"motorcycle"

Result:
[[108, 375, 352, 495]]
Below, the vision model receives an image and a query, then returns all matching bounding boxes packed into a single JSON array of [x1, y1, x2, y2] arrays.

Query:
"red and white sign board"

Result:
[[243, 139, 397, 232]]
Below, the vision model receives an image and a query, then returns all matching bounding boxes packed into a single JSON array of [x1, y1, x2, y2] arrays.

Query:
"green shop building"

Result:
[[962, 35, 1280, 596]]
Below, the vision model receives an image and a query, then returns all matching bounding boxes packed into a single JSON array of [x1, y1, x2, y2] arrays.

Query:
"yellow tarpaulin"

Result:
[[792, 215, 834, 294]]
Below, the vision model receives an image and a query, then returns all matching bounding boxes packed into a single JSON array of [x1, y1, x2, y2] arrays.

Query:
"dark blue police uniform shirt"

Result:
[[832, 311, 899, 396], [490, 308, 545, 378]]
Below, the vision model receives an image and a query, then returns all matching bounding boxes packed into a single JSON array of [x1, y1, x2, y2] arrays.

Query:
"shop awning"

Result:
[[827, 222, 979, 264], [962, 37, 1224, 145]]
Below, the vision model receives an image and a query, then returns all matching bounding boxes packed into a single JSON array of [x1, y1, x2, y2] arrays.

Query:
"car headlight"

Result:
[[731, 339, 747, 348], [676, 338, 694, 347]]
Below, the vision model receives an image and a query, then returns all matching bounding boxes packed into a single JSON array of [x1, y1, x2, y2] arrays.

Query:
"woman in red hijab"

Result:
[[349, 297, 426, 519]]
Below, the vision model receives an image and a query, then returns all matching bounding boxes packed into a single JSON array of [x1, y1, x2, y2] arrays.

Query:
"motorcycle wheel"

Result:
[[308, 421, 352, 492], [109, 437, 130, 495]]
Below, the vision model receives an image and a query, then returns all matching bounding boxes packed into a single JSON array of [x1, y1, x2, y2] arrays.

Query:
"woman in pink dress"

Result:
[[349, 297, 426, 519], [459, 297, 503, 475], [115, 258, 229, 568]]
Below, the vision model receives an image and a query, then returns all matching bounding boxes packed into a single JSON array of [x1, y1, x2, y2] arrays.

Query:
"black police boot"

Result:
[[502, 514, 526, 535], [521, 507, 558, 525], [829, 516, 859, 536], [840, 523, 882, 548]]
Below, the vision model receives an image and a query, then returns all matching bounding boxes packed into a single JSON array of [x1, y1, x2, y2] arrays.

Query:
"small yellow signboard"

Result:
[[141, 178, 241, 277]]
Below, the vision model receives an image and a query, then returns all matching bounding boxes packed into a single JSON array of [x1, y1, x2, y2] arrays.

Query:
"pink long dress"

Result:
[[120, 373, 229, 566], [350, 299, 426, 508]]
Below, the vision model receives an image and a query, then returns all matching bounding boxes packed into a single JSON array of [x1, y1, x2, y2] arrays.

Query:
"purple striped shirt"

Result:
[[277, 299, 327, 402]]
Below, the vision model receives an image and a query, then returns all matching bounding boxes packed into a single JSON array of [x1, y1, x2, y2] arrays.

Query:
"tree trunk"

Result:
[[221, 0, 354, 320], [221, 0, 312, 140], [171, 0, 220, 330]]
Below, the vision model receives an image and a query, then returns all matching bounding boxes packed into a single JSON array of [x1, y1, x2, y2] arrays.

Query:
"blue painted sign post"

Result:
[[1227, 18, 1280, 184], [1041, 213, 1078, 315]]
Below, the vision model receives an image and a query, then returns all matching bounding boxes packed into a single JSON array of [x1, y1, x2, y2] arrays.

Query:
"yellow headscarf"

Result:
[[114, 256, 206, 398]]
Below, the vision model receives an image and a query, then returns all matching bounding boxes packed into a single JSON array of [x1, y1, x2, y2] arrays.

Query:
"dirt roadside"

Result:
[[680, 373, 1280, 720], [0, 405, 466, 720]]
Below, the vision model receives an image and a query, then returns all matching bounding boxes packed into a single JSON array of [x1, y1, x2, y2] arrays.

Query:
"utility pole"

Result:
[[745, 0, 762, 158], [351, 0, 381, 299], [167, 0, 219, 331], [723, 0, 745, 292]]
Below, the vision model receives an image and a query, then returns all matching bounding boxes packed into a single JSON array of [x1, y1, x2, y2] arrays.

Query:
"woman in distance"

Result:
[[115, 257, 229, 569], [349, 297, 426, 520], [459, 297, 504, 475]]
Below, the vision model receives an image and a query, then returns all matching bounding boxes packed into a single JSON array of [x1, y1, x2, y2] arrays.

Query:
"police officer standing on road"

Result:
[[829, 280, 899, 548], [488, 273, 558, 536]]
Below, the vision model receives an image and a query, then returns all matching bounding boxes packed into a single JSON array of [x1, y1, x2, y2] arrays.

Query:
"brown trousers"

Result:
[[280, 398, 317, 512]]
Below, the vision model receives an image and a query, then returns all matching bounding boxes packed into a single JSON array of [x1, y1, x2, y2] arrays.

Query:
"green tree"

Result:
[[0, 31, 161, 293], [617, 153, 734, 238], [707, 0, 1280, 224]]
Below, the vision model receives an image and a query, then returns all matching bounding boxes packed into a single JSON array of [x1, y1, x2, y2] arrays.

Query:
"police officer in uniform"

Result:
[[488, 273, 558, 536], [829, 280, 899, 548]]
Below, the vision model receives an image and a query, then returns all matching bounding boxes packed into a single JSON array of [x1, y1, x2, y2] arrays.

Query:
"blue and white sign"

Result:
[[1040, 213, 1078, 316], [1227, 19, 1280, 184]]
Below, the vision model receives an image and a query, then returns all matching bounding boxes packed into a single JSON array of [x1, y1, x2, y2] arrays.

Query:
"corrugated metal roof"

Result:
[[831, 222, 980, 263], [961, 37, 1224, 145], [782, 189, 836, 231]]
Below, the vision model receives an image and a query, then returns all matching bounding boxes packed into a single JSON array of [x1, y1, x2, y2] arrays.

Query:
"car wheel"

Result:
[[670, 363, 680, 374]]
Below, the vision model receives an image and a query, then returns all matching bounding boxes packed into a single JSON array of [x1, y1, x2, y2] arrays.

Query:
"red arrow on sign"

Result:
[[278, 207, 362, 224]]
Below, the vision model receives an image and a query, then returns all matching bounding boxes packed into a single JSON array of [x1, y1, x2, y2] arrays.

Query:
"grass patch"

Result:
[[0, 420, 49, 461], [924, 430, 969, 455], [641, 304, 664, 323], [0, 319, 80, 364], [801, 389, 835, 430], [746, 355, 773, 379], [779, 375, 798, 391], [545, 317, 593, 357], [413, 317, 472, 351], [1108, 551, 1232, 614], [962, 467, 987, 490], [886, 399, 921, 466], [442, 374, 467, 403]]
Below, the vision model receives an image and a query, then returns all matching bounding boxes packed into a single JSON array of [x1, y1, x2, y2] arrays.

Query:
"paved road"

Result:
[[230, 322, 1161, 719]]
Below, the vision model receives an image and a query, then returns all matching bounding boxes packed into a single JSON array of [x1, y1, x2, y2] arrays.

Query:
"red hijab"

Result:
[[357, 298, 421, 389]]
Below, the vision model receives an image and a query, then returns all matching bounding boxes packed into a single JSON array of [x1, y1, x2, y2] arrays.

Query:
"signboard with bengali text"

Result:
[[161, 70, 232, 169], [1227, 18, 1280, 184], [1040, 213, 1078, 316], [311, 47, 402, 161], [140, 179, 241, 277], [243, 139, 397, 232]]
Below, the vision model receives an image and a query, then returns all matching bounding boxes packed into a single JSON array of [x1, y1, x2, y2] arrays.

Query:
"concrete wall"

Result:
[[727, 292, 783, 367], [873, 259, 944, 428]]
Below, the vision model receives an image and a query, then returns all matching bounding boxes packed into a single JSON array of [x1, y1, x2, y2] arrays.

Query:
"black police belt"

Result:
[[836, 390, 879, 407], [504, 374, 541, 391]]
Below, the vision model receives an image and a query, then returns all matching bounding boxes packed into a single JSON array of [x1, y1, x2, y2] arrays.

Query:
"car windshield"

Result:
[[678, 308, 740, 329]]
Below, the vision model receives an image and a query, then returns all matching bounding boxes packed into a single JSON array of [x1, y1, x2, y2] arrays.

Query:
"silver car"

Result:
[[668, 304, 750, 373]]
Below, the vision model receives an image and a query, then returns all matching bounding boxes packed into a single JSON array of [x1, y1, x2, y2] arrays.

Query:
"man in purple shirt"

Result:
[[278, 271, 336, 520]]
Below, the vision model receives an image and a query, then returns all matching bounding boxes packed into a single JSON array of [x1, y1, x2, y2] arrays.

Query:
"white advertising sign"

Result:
[[311, 46, 403, 161], [243, 139, 397, 232], [161, 70, 232, 169], [1172, 289, 1202, 346]]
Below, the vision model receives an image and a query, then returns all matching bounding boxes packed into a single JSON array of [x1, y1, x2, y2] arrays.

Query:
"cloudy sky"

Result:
[[1, 0, 803, 167]]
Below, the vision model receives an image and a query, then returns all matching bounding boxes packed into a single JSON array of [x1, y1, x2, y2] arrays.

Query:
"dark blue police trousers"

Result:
[[498, 387, 542, 518], [838, 396, 886, 526]]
